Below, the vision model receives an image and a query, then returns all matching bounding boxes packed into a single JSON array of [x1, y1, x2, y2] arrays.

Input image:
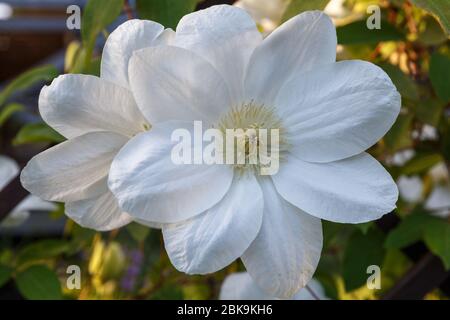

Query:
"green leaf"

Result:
[[13, 122, 65, 145], [281, 0, 330, 22], [0, 65, 58, 107], [136, 0, 200, 29], [429, 52, 450, 103], [342, 228, 386, 291], [378, 63, 419, 101], [337, 20, 404, 45], [82, 0, 124, 50], [127, 223, 150, 243], [384, 113, 413, 152], [16, 265, 62, 300], [0, 103, 24, 127], [424, 219, 450, 270], [402, 152, 443, 175], [0, 264, 13, 288], [411, 0, 450, 36], [16, 240, 70, 267], [385, 212, 433, 249]]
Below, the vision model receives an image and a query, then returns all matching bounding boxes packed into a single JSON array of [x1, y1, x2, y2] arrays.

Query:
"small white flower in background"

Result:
[[0, 155, 55, 227], [20, 20, 174, 231], [219, 272, 328, 300], [107, 5, 400, 298]]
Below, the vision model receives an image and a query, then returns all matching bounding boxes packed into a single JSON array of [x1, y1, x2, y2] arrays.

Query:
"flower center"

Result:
[[216, 102, 287, 175]]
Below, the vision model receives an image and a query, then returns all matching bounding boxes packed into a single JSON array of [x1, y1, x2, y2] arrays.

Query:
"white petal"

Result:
[[245, 11, 336, 105], [175, 5, 262, 103], [241, 178, 322, 299], [101, 19, 164, 89], [66, 190, 133, 231], [275, 60, 401, 163], [219, 272, 327, 300], [163, 174, 263, 274], [39, 74, 147, 139], [109, 122, 234, 223], [219, 272, 274, 300], [425, 185, 450, 218], [0, 155, 19, 191], [128, 46, 232, 125], [21, 132, 127, 202], [273, 152, 398, 224]]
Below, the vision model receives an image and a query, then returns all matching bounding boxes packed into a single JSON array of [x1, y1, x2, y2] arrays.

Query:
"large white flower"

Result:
[[0, 155, 55, 227], [20, 20, 174, 231], [108, 5, 400, 298], [219, 272, 328, 300]]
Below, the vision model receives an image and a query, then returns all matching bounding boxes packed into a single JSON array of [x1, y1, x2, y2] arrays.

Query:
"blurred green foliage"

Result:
[[0, 0, 449, 300]]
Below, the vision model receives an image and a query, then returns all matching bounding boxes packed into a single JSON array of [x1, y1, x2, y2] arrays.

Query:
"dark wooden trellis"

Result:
[[0, 0, 449, 300]]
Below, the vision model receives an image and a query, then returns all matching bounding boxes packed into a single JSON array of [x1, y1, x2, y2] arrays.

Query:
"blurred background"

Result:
[[0, 0, 449, 300]]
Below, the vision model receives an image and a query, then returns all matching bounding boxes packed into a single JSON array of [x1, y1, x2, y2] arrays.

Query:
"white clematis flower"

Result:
[[0, 155, 56, 227], [219, 272, 328, 300], [20, 20, 174, 231], [108, 5, 400, 298]]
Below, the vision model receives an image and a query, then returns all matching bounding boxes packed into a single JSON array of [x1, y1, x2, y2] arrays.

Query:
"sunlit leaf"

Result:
[[418, 15, 448, 46], [337, 20, 404, 45], [136, 0, 201, 29], [281, 0, 330, 22], [429, 52, 450, 103], [0, 65, 58, 107], [16, 265, 62, 300], [13, 122, 65, 145]]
